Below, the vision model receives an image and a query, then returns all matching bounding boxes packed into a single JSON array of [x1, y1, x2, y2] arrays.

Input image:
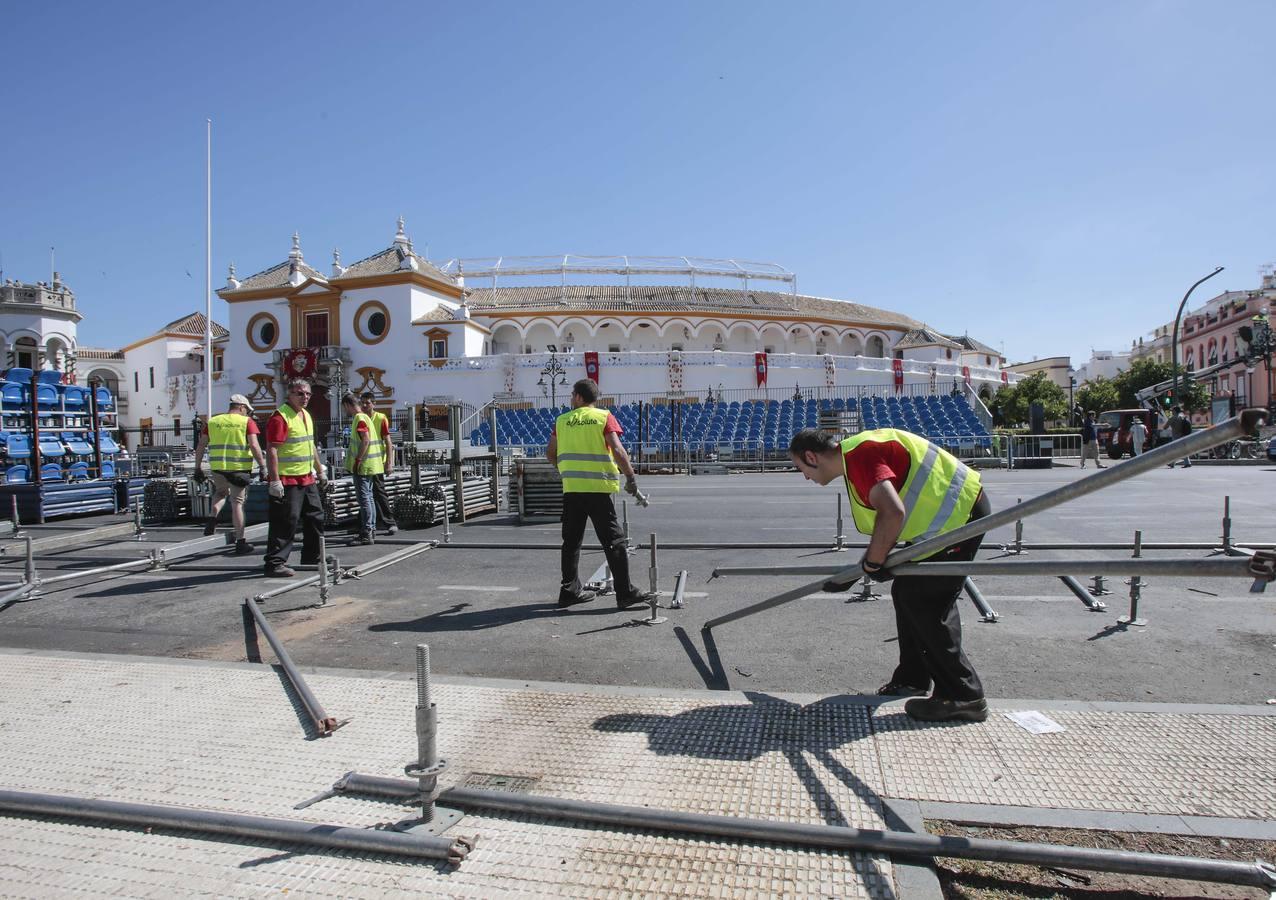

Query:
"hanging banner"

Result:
[[584, 351, 600, 386], [1000, 370, 1009, 385], [283, 348, 317, 379], [823, 353, 836, 389], [755, 352, 768, 387], [962, 365, 971, 388], [892, 358, 903, 393], [667, 351, 684, 393]]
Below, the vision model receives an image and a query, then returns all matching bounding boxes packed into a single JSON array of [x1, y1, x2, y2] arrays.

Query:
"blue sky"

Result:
[[2, 1, 1273, 369]]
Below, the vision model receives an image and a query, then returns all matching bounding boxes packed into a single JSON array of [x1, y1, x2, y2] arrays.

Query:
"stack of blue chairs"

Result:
[[472, 394, 992, 455], [0, 368, 118, 483]]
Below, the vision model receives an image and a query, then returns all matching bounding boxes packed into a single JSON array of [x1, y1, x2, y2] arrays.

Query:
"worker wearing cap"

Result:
[[360, 391, 398, 536], [193, 393, 266, 555], [789, 427, 991, 723], [546, 378, 655, 610], [263, 378, 328, 578]]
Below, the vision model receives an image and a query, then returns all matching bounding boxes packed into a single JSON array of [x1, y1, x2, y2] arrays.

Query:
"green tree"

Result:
[[997, 372, 1069, 427], [1075, 376, 1119, 416], [1112, 358, 1210, 412]]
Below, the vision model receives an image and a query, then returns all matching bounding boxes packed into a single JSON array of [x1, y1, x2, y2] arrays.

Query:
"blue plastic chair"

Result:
[[6, 435, 31, 459], [68, 460, 91, 480], [40, 462, 63, 481], [100, 459, 116, 479], [6, 464, 30, 483]]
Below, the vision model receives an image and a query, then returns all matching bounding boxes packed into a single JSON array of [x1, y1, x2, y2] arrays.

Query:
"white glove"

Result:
[[317, 462, 328, 481], [268, 479, 285, 499]]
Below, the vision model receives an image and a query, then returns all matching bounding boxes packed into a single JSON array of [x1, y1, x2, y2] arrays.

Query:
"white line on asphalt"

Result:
[[437, 585, 520, 592]]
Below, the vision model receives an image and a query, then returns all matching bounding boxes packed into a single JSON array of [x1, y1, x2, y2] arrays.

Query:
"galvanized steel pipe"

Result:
[[243, 598, 339, 736], [704, 410, 1266, 630], [711, 557, 1255, 579], [0, 788, 468, 863], [326, 774, 1275, 889]]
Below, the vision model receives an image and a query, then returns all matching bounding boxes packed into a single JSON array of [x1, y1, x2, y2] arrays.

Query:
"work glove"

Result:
[[268, 479, 285, 500], [859, 557, 894, 583], [316, 463, 329, 489], [192, 468, 208, 484], [624, 476, 639, 497], [257, 467, 267, 483]]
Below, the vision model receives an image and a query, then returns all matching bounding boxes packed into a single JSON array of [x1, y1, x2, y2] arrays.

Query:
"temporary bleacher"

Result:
[[471, 394, 992, 454], [0, 368, 118, 484]]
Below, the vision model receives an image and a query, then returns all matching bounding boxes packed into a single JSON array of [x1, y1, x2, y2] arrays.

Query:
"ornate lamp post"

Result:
[[537, 346, 569, 408]]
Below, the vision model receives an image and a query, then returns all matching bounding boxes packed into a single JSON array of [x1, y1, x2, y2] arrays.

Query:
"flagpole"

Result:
[[205, 118, 213, 422]]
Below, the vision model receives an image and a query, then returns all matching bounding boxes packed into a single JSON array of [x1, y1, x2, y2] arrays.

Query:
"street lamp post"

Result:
[[1068, 372, 1076, 426], [1170, 266, 1224, 408], [537, 347, 569, 409]]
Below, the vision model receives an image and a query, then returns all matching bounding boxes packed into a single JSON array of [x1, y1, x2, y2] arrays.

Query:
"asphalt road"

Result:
[[0, 460, 1272, 704]]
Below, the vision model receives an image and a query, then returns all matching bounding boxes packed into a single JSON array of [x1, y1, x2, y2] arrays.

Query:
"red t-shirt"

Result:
[[550, 412, 623, 437], [843, 439, 911, 507], [267, 409, 316, 486]]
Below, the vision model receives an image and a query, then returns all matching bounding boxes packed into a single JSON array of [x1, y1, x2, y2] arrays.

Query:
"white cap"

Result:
[[229, 393, 254, 412]]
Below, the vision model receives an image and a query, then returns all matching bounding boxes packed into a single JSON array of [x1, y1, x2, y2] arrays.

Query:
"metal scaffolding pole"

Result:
[[243, 598, 342, 736], [703, 410, 1266, 630], [710, 557, 1256, 579]]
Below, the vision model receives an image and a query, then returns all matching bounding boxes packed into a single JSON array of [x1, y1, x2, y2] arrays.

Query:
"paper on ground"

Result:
[[1004, 710, 1066, 734]]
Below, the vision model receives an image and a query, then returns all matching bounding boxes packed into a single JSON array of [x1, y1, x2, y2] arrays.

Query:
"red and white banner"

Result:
[[962, 365, 971, 388], [823, 353, 836, 389], [283, 348, 317, 379], [1000, 370, 1009, 385], [892, 358, 904, 393], [584, 351, 600, 386], [755, 352, 768, 387]]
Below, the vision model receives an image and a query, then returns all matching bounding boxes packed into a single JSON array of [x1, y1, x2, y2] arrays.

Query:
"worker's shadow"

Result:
[[369, 600, 616, 633], [593, 690, 896, 886]]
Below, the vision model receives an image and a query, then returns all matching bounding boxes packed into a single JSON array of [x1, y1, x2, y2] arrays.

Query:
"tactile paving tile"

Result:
[[871, 705, 1276, 818], [0, 654, 892, 898]]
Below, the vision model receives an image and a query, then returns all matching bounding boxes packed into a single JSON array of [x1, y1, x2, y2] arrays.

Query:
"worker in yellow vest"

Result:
[[789, 427, 992, 723], [360, 391, 398, 535], [192, 393, 266, 554], [343, 392, 381, 544], [264, 378, 328, 577], [547, 378, 656, 609]]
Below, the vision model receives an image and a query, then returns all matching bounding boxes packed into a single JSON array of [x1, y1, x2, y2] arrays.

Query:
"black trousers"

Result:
[[888, 491, 991, 702], [560, 492, 636, 600], [265, 482, 325, 569], [370, 473, 397, 528]]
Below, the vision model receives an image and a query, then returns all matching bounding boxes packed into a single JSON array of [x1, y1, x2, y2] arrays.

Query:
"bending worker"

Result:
[[192, 393, 266, 554], [263, 378, 328, 578], [789, 427, 991, 724], [547, 378, 656, 610], [360, 391, 398, 535]]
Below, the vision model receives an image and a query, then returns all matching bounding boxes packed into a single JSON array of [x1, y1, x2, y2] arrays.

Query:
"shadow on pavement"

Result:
[[368, 600, 620, 633]]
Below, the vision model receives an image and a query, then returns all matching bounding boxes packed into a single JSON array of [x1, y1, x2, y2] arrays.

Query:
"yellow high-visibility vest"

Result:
[[274, 403, 315, 477], [554, 406, 620, 494], [840, 429, 981, 558], [206, 413, 254, 471], [370, 409, 391, 467], [347, 411, 385, 475]]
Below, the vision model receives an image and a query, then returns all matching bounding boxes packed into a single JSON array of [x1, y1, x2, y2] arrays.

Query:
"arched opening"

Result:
[[86, 367, 122, 398], [490, 323, 521, 355], [45, 337, 67, 372], [866, 335, 887, 358]]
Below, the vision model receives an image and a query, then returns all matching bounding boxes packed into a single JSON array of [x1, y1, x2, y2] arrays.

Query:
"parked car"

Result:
[[1097, 409, 1161, 459], [1268, 435, 1276, 462]]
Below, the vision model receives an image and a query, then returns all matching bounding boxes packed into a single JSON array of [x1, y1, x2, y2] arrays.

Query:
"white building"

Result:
[[0, 273, 79, 374], [215, 219, 1013, 440], [1074, 349, 1131, 384]]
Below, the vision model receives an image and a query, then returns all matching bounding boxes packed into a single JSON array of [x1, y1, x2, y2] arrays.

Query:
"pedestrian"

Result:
[[342, 393, 378, 544], [263, 379, 328, 577], [1080, 411, 1105, 469], [789, 427, 992, 724], [1129, 416, 1148, 457], [192, 393, 266, 554], [546, 378, 656, 610], [1167, 405, 1193, 468], [360, 391, 398, 535]]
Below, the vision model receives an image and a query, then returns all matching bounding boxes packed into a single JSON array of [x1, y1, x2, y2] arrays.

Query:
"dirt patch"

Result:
[[928, 821, 1275, 899], [182, 596, 366, 661]]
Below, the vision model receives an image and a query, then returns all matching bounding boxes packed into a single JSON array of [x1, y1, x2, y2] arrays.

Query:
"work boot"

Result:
[[616, 588, 657, 609], [904, 696, 988, 723], [876, 680, 929, 697], [356, 532, 374, 546], [557, 589, 597, 608], [263, 565, 296, 578], [203, 518, 217, 536], [234, 539, 254, 555]]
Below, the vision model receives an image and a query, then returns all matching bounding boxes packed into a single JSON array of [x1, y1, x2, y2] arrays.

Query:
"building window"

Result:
[[213, 351, 224, 373], [246, 312, 280, 353], [671, 343, 683, 351], [945, 349, 952, 359], [609, 344, 620, 353], [149, 367, 155, 388], [134, 371, 139, 392], [431, 339, 446, 359], [304, 312, 329, 348], [353, 300, 391, 345]]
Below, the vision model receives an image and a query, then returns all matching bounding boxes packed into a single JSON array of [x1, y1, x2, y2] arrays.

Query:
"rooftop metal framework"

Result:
[[437, 255, 798, 297]]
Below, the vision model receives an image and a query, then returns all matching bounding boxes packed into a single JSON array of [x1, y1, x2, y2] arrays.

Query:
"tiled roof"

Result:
[[411, 306, 460, 324], [161, 312, 229, 339], [77, 348, 125, 360], [946, 333, 998, 356], [894, 328, 962, 350], [464, 285, 926, 329], [227, 260, 326, 292], [337, 246, 455, 284]]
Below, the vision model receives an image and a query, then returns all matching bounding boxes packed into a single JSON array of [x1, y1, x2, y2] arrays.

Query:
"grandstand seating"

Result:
[[470, 394, 992, 454], [0, 368, 118, 483]]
